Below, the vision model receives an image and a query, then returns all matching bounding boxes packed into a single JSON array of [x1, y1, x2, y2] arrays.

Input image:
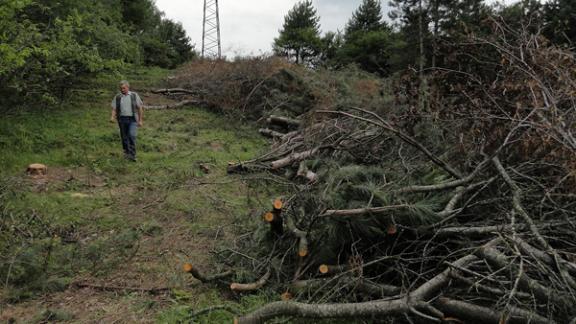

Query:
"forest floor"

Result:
[[0, 68, 276, 323]]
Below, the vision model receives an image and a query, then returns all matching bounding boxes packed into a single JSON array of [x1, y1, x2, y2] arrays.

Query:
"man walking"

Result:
[[110, 80, 144, 161]]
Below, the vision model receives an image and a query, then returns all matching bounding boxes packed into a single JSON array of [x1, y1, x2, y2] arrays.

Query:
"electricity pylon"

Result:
[[202, 0, 221, 58]]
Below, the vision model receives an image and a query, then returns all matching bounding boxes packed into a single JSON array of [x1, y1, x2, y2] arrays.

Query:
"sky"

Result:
[[155, 0, 515, 58]]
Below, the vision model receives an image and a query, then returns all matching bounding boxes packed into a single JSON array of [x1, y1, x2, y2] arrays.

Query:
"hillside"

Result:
[[0, 68, 274, 323]]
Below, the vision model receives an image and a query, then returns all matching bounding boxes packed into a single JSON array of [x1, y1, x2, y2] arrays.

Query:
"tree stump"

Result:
[[27, 163, 47, 176]]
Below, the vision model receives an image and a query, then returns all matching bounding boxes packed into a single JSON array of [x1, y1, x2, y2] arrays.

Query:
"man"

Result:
[[110, 80, 144, 161]]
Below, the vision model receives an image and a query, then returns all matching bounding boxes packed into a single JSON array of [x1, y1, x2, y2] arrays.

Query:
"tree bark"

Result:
[[144, 100, 205, 110], [267, 115, 301, 128], [270, 148, 321, 170], [434, 298, 555, 324]]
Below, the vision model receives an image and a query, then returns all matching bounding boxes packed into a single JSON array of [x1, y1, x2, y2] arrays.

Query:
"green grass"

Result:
[[0, 66, 275, 321]]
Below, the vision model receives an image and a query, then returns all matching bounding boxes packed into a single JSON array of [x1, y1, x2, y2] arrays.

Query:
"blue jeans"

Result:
[[118, 116, 137, 159]]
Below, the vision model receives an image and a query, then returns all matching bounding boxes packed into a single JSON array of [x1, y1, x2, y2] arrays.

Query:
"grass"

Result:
[[0, 65, 276, 323]]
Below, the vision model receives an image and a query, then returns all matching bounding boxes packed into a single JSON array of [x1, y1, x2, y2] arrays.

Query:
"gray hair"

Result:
[[119, 80, 130, 87]]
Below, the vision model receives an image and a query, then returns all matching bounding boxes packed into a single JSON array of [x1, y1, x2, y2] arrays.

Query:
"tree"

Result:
[[543, 0, 576, 46], [0, 0, 195, 107], [345, 0, 384, 35], [335, 0, 393, 75], [273, 0, 322, 64]]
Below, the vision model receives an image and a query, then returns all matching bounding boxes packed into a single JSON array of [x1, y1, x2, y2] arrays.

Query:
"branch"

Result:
[[152, 88, 200, 95], [259, 128, 286, 139], [316, 110, 462, 179], [270, 148, 321, 170], [267, 115, 301, 128], [236, 240, 499, 323], [72, 282, 171, 294], [435, 298, 555, 324], [144, 100, 206, 110], [230, 268, 271, 292], [320, 204, 410, 218], [183, 263, 233, 283]]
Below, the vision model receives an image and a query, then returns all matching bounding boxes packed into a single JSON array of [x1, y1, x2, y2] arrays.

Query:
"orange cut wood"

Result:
[[183, 263, 193, 273], [273, 198, 283, 210], [264, 212, 274, 222], [281, 291, 293, 301], [319, 264, 329, 274], [298, 248, 308, 257]]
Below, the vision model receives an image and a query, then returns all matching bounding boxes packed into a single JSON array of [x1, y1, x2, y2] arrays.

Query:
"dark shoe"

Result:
[[124, 154, 137, 162]]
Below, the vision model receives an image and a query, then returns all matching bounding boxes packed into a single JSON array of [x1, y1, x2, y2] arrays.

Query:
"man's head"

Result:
[[119, 80, 130, 95]]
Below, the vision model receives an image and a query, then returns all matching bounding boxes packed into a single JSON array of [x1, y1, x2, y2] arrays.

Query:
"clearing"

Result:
[[0, 69, 274, 323]]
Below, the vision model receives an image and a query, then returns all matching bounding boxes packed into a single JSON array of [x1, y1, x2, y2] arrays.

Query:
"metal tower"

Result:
[[202, 0, 222, 58]]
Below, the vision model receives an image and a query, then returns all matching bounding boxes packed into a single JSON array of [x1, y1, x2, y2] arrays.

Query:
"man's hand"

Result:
[[138, 120, 143, 127], [110, 116, 116, 123]]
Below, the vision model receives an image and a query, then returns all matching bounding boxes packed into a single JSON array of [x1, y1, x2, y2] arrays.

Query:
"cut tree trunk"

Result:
[[271, 148, 321, 170], [259, 128, 286, 139], [152, 88, 200, 95], [145, 100, 205, 110], [267, 115, 301, 128]]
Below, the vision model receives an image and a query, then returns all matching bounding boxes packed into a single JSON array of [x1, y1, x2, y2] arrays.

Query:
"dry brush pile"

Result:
[[154, 25, 576, 324]]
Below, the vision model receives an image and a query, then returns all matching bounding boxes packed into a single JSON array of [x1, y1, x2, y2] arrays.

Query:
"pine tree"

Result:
[[345, 0, 384, 36], [544, 0, 576, 46], [334, 0, 393, 75], [273, 0, 322, 64]]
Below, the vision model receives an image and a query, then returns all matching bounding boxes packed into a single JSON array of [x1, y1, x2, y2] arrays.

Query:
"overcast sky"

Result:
[[155, 0, 515, 58]]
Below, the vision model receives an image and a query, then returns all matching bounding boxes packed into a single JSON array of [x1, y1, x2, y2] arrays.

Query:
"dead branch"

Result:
[[395, 158, 490, 194], [267, 115, 301, 128], [318, 264, 350, 275], [475, 244, 574, 309], [236, 240, 498, 323], [296, 161, 317, 183], [235, 298, 412, 324], [270, 148, 322, 170], [509, 236, 576, 276], [72, 282, 171, 294], [230, 268, 272, 292], [493, 157, 576, 291], [144, 99, 206, 110], [152, 88, 200, 95], [316, 110, 462, 179], [183, 263, 233, 283], [293, 228, 308, 258], [434, 297, 555, 324], [259, 128, 286, 139], [320, 204, 410, 218]]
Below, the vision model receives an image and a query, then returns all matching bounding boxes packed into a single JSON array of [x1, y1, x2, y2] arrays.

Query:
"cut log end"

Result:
[[298, 248, 308, 258], [183, 263, 193, 273], [230, 283, 239, 290], [273, 199, 283, 210], [319, 264, 329, 274], [281, 292, 293, 301], [264, 212, 275, 223]]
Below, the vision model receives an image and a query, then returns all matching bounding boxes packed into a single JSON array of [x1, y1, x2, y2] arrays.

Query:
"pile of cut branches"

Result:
[[156, 23, 576, 324]]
